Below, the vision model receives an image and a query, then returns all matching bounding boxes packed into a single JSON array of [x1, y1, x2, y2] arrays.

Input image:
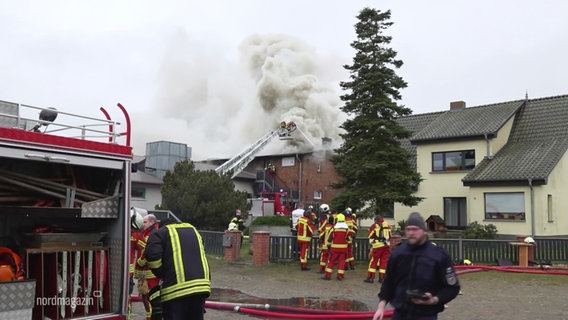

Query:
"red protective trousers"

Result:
[[325, 248, 347, 279], [319, 248, 329, 271], [367, 246, 390, 280], [141, 278, 160, 320], [298, 240, 310, 268]]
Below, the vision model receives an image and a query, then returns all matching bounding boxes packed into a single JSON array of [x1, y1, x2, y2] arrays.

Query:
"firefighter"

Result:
[[135, 214, 161, 320], [128, 210, 144, 319], [321, 213, 355, 281], [364, 215, 391, 284], [344, 207, 357, 270], [231, 209, 245, 231], [307, 205, 318, 226], [145, 218, 211, 320], [317, 204, 332, 273], [296, 209, 315, 271]]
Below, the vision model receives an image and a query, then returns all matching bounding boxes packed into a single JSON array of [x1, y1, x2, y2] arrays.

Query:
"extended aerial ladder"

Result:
[[215, 121, 297, 179]]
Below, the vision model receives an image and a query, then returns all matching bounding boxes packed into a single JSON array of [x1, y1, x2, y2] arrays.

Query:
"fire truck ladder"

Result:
[[215, 121, 297, 179]]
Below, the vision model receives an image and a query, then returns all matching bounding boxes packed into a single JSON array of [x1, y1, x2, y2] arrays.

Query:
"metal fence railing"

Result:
[[199, 230, 225, 256], [199, 231, 568, 265], [268, 236, 568, 264]]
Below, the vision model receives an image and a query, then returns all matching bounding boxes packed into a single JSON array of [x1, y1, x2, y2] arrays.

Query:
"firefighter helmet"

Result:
[[345, 207, 352, 215], [336, 213, 346, 223], [130, 208, 144, 230], [0, 265, 15, 282], [524, 237, 535, 244], [319, 204, 330, 213], [0, 247, 23, 282]]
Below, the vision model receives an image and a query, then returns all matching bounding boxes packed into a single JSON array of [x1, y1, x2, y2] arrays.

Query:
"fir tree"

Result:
[[331, 8, 422, 218]]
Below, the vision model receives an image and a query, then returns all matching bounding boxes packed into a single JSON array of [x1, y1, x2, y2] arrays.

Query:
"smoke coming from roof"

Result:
[[131, 31, 346, 160]]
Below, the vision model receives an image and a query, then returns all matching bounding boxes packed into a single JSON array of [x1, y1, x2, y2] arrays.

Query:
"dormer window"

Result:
[[432, 150, 475, 172]]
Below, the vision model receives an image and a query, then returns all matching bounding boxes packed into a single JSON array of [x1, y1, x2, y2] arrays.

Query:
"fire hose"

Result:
[[204, 264, 567, 319]]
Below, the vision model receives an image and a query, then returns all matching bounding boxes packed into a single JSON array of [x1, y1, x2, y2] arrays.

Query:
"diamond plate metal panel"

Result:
[[0, 100, 19, 128], [0, 280, 36, 311], [0, 309, 33, 320], [110, 238, 122, 313], [81, 196, 119, 218]]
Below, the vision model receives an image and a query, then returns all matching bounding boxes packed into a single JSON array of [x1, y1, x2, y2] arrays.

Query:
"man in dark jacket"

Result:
[[372, 212, 460, 320], [145, 218, 211, 320]]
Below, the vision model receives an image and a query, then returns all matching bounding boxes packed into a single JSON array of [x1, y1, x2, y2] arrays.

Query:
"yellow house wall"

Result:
[[491, 116, 515, 154], [466, 149, 568, 237], [467, 186, 531, 235], [395, 139, 487, 222], [536, 150, 568, 236]]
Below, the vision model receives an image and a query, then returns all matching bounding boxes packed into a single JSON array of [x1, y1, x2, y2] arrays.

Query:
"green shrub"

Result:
[[393, 219, 406, 235], [250, 215, 290, 226], [462, 221, 498, 239]]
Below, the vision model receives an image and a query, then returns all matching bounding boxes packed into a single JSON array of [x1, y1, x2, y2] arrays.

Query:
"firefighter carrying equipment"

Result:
[[0, 247, 25, 282]]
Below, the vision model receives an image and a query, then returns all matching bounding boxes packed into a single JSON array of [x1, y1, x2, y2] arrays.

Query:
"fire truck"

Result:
[[215, 121, 299, 216], [0, 99, 132, 319]]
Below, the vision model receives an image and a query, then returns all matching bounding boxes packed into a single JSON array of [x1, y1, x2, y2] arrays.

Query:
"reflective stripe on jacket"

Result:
[[145, 222, 211, 303]]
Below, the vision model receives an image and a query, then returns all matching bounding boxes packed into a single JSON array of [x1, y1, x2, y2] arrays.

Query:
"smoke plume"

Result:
[[132, 31, 346, 160]]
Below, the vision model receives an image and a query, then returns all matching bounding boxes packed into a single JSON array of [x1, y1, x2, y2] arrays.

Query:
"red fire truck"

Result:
[[0, 100, 132, 319], [258, 191, 293, 216]]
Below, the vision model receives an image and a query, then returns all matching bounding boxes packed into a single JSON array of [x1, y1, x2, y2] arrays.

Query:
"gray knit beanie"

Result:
[[406, 212, 427, 230]]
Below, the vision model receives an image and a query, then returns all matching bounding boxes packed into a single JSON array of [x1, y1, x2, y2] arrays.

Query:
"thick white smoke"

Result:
[[131, 31, 346, 160]]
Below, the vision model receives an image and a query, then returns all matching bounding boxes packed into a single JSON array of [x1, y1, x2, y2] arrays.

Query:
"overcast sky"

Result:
[[1, 1, 567, 160]]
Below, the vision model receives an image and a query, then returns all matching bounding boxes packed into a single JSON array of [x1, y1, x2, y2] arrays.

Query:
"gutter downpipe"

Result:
[[528, 178, 535, 237], [296, 153, 302, 205]]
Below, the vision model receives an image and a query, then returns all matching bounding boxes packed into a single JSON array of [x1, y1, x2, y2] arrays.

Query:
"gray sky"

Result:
[[1, 1, 567, 160]]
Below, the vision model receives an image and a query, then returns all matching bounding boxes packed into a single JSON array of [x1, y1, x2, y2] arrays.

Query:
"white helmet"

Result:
[[524, 236, 535, 244], [345, 207, 352, 215], [319, 204, 330, 213], [130, 208, 144, 230]]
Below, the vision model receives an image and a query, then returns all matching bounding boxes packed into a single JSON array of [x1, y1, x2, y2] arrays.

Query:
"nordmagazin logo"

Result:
[[36, 291, 101, 306]]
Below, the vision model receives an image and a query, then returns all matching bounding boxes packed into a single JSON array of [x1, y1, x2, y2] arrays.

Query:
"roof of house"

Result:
[[398, 94, 568, 186], [131, 170, 163, 185], [463, 95, 568, 185], [410, 100, 522, 143], [396, 111, 445, 169]]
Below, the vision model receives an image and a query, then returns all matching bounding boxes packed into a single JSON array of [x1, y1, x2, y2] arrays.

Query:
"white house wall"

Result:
[[131, 184, 162, 211]]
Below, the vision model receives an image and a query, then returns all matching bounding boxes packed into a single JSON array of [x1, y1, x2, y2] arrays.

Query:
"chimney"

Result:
[[322, 137, 332, 149], [450, 101, 466, 110]]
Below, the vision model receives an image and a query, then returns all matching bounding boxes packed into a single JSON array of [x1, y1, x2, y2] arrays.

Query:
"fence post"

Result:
[[459, 238, 463, 261], [253, 231, 270, 266], [224, 230, 241, 262]]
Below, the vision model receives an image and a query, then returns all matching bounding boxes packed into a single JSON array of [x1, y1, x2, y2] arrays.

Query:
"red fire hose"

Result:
[[205, 301, 392, 319]]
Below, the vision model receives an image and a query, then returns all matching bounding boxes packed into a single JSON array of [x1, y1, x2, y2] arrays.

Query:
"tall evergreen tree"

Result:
[[159, 160, 251, 230], [331, 8, 422, 218]]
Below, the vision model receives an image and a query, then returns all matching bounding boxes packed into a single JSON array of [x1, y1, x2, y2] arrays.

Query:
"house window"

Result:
[[485, 192, 525, 220], [313, 190, 322, 200], [131, 186, 146, 199], [444, 197, 467, 227], [282, 157, 295, 167], [432, 150, 475, 171], [547, 194, 553, 222]]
